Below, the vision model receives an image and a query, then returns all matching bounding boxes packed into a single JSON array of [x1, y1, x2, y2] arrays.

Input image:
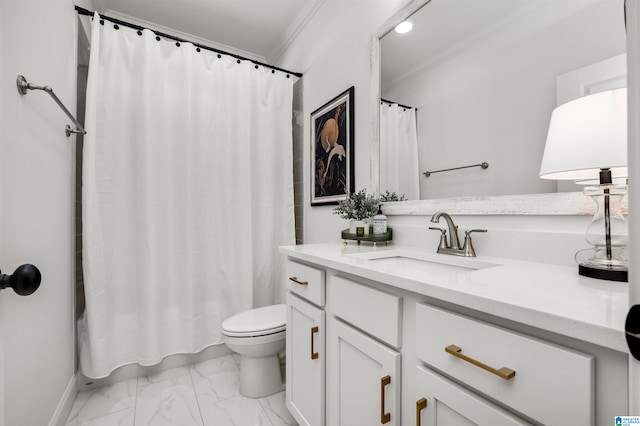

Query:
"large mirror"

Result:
[[378, 0, 626, 202]]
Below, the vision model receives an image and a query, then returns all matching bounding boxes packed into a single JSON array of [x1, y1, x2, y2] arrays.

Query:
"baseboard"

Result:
[[48, 373, 78, 426]]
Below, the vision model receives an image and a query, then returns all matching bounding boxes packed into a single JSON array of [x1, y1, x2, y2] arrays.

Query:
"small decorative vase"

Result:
[[349, 219, 369, 236]]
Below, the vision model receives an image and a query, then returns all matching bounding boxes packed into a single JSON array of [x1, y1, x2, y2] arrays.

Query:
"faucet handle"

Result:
[[429, 227, 449, 250], [462, 229, 487, 257]]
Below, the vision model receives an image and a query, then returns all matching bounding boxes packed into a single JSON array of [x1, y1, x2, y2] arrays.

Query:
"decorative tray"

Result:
[[341, 228, 392, 246]]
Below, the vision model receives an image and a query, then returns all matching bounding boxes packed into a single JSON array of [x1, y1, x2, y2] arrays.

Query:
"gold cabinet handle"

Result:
[[416, 398, 427, 426], [445, 344, 515, 380], [310, 326, 319, 360], [381, 375, 391, 424], [288, 276, 308, 286]]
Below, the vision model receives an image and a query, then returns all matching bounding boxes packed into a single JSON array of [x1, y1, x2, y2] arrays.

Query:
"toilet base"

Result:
[[239, 353, 284, 398]]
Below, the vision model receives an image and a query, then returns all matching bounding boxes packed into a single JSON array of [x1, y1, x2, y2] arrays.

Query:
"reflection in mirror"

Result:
[[380, 0, 626, 201], [380, 99, 420, 199]]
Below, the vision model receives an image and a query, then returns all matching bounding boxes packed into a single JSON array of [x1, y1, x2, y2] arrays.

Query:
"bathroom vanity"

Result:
[[281, 243, 628, 426]]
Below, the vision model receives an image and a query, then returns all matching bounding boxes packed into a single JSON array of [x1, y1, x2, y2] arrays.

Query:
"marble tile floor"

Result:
[[65, 354, 297, 426]]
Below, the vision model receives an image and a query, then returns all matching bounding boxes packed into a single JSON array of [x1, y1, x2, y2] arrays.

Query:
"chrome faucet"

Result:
[[429, 211, 486, 257], [430, 212, 461, 249]]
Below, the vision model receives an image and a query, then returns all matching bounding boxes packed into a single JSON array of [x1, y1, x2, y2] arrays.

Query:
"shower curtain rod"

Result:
[[16, 75, 86, 137], [74, 6, 303, 78], [381, 98, 414, 110]]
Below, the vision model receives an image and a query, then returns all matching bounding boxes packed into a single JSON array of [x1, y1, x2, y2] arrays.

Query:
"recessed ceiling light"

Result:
[[394, 20, 413, 34]]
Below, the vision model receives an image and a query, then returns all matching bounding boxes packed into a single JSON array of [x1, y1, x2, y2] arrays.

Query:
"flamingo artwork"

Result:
[[314, 103, 347, 198], [311, 87, 353, 205], [321, 105, 346, 179]]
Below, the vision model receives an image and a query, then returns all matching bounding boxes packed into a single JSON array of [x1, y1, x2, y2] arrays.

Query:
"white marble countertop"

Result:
[[279, 243, 629, 353]]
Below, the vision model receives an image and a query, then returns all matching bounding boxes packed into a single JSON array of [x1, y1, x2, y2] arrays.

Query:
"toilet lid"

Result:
[[221, 304, 286, 337]]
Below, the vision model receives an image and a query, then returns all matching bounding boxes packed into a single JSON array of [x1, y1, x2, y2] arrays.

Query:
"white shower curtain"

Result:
[[380, 103, 419, 199], [80, 15, 295, 379]]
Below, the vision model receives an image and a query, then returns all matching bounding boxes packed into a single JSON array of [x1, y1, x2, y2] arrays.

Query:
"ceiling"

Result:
[[93, 0, 324, 62], [380, 0, 614, 94], [380, 0, 547, 93]]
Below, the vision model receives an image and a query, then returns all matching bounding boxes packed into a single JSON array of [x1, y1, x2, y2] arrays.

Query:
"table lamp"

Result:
[[539, 88, 628, 282]]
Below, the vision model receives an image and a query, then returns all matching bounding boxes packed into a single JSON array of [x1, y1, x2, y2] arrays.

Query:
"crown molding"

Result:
[[269, 0, 326, 63]]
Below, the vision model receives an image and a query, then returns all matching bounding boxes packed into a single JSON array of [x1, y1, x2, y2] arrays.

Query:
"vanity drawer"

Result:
[[286, 260, 325, 306], [329, 276, 402, 348], [415, 304, 594, 426]]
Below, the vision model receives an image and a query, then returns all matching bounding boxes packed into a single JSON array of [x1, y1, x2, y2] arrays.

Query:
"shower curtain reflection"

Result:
[[80, 14, 295, 379], [380, 102, 419, 200]]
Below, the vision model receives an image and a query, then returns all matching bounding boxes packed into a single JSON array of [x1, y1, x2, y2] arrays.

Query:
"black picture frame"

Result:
[[310, 86, 355, 206]]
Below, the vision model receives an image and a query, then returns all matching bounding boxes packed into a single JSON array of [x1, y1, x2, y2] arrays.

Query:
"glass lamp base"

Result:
[[578, 263, 628, 282], [578, 181, 628, 283]]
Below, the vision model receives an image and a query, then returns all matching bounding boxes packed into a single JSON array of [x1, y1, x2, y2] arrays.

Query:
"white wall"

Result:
[[0, 3, 5, 422], [276, 0, 606, 268], [277, 0, 412, 243], [387, 213, 592, 267], [0, 0, 76, 424], [626, 0, 640, 412], [384, 0, 625, 200]]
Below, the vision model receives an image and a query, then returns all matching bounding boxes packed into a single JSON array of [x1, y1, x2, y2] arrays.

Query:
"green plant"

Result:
[[332, 189, 380, 220], [379, 190, 407, 202]]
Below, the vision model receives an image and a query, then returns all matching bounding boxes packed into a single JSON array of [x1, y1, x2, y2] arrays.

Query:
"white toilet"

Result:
[[221, 304, 286, 398]]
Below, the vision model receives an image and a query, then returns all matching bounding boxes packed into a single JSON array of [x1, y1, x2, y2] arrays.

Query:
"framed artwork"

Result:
[[310, 86, 355, 205]]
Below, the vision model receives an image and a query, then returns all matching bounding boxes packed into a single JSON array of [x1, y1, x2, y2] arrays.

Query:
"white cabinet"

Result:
[[416, 303, 594, 425], [286, 293, 325, 426], [283, 252, 626, 426], [329, 276, 402, 348], [285, 259, 326, 426], [327, 317, 401, 426], [415, 366, 530, 426], [286, 259, 325, 306]]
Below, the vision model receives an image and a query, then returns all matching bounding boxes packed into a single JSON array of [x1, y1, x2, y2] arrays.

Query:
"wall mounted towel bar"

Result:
[[16, 75, 86, 137], [423, 162, 489, 177]]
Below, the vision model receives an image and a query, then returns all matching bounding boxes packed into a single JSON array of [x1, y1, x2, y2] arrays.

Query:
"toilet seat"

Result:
[[221, 304, 286, 337]]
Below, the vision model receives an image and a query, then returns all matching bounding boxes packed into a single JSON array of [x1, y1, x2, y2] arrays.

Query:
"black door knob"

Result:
[[0, 264, 41, 296]]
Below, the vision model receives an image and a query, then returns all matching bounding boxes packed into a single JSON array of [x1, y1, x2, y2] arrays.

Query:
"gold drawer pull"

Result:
[[288, 276, 308, 286], [445, 344, 515, 380], [381, 375, 391, 424], [416, 398, 427, 426], [310, 326, 319, 360]]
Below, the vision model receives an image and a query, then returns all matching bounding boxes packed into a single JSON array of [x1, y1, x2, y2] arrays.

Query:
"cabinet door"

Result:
[[286, 292, 325, 426], [415, 303, 593, 425], [328, 317, 401, 426], [415, 366, 531, 426]]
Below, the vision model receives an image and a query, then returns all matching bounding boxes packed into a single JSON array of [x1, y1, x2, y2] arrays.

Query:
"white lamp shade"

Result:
[[539, 88, 627, 181]]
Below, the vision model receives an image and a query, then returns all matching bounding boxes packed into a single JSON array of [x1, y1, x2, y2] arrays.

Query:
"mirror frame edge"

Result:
[[370, 0, 432, 200], [372, 0, 593, 216]]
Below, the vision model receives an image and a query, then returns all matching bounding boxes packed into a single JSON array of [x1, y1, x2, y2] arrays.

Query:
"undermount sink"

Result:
[[345, 249, 500, 275]]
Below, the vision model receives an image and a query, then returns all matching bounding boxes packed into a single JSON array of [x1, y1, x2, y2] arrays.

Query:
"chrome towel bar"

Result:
[[423, 162, 489, 177], [16, 75, 86, 137]]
